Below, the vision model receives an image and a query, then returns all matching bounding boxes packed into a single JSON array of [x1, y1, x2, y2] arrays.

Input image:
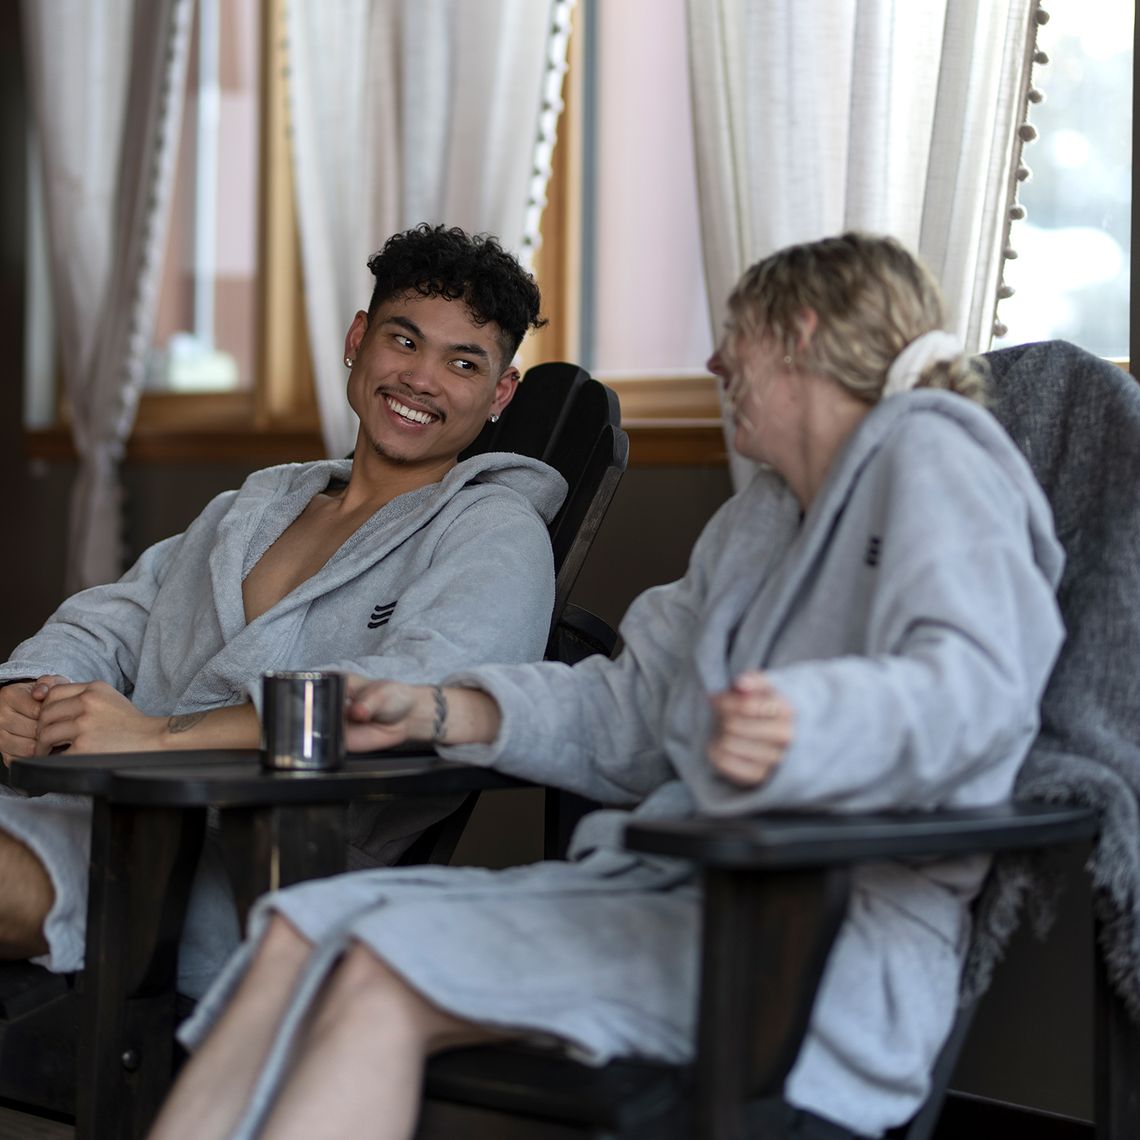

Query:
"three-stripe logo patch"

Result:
[[368, 601, 397, 629]]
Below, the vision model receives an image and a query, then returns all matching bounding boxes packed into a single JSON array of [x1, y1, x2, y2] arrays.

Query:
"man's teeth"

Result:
[[386, 397, 437, 425]]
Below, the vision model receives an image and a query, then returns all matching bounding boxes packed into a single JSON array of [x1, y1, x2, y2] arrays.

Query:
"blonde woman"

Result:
[[151, 234, 1064, 1140]]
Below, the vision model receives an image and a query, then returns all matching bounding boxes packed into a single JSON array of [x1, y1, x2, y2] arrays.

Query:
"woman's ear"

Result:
[[794, 308, 819, 352]]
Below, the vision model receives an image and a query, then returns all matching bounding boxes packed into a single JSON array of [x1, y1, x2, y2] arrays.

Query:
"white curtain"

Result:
[[686, 0, 1035, 485], [22, 0, 193, 590], [285, 0, 574, 458]]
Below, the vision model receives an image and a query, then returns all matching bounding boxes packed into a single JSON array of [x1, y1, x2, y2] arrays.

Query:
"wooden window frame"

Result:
[[23, 0, 726, 469], [525, 1, 725, 467], [25, 0, 326, 466], [49, 4, 1130, 468]]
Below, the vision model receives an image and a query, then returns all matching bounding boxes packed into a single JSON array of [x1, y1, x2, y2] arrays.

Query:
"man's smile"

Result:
[[383, 394, 441, 426]]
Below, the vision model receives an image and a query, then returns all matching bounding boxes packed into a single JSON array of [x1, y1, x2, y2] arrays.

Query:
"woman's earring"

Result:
[[344, 356, 354, 368], [489, 412, 500, 424]]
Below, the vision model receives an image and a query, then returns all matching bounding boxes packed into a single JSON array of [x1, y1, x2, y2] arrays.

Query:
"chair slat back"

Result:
[[460, 361, 585, 464], [462, 361, 629, 636]]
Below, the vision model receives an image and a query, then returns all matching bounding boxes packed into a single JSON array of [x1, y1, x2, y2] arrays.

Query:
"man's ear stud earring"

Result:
[[344, 356, 354, 368], [489, 413, 500, 424]]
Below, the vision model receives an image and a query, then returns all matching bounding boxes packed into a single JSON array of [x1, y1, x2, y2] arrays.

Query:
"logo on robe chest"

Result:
[[368, 601, 398, 629], [864, 535, 882, 567]]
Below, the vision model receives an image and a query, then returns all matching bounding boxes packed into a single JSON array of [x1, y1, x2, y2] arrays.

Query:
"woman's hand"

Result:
[[343, 675, 503, 752], [707, 670, 794, 786], [343, 676, 430, 752]]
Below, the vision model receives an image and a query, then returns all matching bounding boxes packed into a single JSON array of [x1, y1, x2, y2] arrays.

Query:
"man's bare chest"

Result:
[[241, 503, 363, 624]]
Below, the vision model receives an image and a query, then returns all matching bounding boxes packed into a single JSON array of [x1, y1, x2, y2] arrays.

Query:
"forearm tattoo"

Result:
[[167, 711, 207, 735]]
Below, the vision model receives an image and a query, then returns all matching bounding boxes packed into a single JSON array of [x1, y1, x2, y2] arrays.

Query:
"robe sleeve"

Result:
[[438, 494, 744, 805], [0, 492, 237, 694]]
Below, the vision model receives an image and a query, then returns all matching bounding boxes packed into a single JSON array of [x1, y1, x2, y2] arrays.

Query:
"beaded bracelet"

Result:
[[430, 684, 448, 744]]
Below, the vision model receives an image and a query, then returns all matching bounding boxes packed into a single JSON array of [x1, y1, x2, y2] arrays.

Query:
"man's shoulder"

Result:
[[177, 461, 349, 549], [448, 453, 567, 526]]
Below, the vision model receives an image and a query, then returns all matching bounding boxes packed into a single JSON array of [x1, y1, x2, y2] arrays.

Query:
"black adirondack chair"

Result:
[[402, 360, 628, 867], [0, 361, 627, 1138], [408, 342, 1140, 1140]]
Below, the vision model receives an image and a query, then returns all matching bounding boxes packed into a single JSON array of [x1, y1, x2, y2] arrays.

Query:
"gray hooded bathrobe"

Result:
[[0, 452, 565, 996]]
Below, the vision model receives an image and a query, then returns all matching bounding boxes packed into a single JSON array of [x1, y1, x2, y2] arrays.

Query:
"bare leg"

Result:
[[260, 941, 508, 1140], [147, 914, 313, 1140], [0, 829, 53, 958]]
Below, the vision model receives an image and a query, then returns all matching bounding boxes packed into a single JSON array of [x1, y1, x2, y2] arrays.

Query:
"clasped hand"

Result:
[[0, 676, 165, 764], [707, 670, 794, 787]]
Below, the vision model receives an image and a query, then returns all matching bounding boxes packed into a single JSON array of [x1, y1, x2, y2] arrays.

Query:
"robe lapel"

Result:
[[718, 409, 899, 681], [179, 473, 448, 710]]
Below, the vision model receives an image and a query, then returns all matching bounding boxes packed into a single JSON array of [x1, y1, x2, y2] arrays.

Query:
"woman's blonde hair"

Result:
[[727, 232, 987, 404]]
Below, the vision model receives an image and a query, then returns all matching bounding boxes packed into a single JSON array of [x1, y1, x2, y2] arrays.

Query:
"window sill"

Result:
[[27, 363, 1137, 470], [24, 392, 326, 465], [24, 375, 729, 468], [605, 373, 726, 465], [24, 423, 327, 466]]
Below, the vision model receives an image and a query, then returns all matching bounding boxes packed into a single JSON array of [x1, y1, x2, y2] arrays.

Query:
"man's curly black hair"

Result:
[[366, 224, 546, 368]]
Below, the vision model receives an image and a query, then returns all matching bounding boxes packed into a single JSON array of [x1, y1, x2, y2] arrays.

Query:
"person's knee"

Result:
[[0, 829, 53, 958], [320, 942, 497, 1054], [256, 913, 314, 971], [323, 942, 403, 1009], [312, 943, 419, 1038], [224, 913, 313, 1012]]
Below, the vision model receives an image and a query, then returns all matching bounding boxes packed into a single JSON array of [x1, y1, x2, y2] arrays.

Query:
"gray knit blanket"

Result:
[[961, 340, 1140, 1020]]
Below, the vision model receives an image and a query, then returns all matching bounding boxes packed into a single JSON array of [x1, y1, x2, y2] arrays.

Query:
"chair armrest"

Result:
[[625, 802, 1098, 1127], [624, 802, 1099, 870], [547, 602, 620, 665]]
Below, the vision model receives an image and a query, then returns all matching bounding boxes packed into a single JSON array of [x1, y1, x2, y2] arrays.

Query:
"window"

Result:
[[587, 0, 712, 378], [992, 1, 1132, 360], [23, 0, 725, 465], [533, 0, 725, 464], [24, 0, 318, 462], [25, 1, 1131, 468], [540, 0, 1136, 465], [150, 0, 260, 395]]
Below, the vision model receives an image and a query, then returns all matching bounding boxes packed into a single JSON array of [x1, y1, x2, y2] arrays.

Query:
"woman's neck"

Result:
[[783, 376, 871, 510]]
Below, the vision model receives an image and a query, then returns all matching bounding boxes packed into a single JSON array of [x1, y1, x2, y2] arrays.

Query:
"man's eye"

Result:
[[395, 335, 414, 349], [452, 359, 477, 372]]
